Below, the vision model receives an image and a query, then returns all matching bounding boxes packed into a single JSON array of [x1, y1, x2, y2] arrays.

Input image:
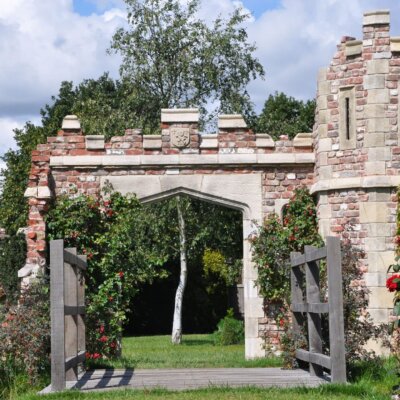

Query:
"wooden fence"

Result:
[[290, 236, 346, 383], [50, 239, 87, 392]]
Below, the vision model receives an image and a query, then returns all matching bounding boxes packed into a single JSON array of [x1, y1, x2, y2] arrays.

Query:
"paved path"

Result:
[[41, 368, 328, 393]]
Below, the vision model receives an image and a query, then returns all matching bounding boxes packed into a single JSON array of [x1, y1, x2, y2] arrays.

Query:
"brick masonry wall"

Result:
[[313, 10, 400, 343]]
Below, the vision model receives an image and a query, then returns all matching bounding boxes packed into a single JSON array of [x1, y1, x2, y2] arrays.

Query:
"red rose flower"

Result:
[[386, 275, 400, 292], [92, 353, 101, 359], [99, 335, 108, 343], [118, 271, 124, 278]]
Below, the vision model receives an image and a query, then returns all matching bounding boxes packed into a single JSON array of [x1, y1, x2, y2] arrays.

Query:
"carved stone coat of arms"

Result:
[[170, 127, 190, 148]]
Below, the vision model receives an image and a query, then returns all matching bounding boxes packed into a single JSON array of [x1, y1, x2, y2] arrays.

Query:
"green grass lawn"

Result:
[[5, 335, 399, 400], [87, 334, 281, 369]]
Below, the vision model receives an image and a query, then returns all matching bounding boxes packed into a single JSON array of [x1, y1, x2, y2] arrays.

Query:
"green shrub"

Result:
[[0, 233, 26, 302], [212, 309, 244, 345], [0, 275, 50, 386]]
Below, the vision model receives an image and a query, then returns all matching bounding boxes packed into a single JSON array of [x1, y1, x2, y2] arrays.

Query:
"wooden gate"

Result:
[[290, 236, 346, 383], [50, 239, 87, 392]]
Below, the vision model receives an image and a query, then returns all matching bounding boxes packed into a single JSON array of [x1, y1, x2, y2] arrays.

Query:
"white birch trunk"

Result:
[[171, 196, 187, 344]]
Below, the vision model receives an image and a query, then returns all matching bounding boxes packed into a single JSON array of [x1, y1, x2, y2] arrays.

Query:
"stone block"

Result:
[[24, 187, 38, 198], [365, 161, 386, 175], [18, 263, 37, 278], [345, 40, 362, 57], [318, 219, 331, 238], [218, 114, 247, 129], [317, 67, 328, 82], [317, 95, 328, 110], [319, 152, 328, 166], [368, 287, 394, 309], [318, 81, 331, 96], [365, 222, 393, 237], [360, 202, 388, 223], [246, 317, 261, 338], [319, 166, 332, 180], [365, 272, 388, 287], [200, 134, 218, 149], [366, 60, 389, 75], [367, 89, 389, 104], [61, 115, 81, 130], [161, 108, 199, 123], [364, 132, 385, 147], [143, 135, 162, 149], [391, 37, 400, 53], [245, 337, 265, 359], [364, 104, 385, 119], [37, 186, 52, 199], [365, 237, 387, 251], [318, 109, 328, 124], [368, 251, 395, 272], [318, 124, 328, 138], [363, 10, 390, 26], [86, 135, 105, 150], [367, 308, 390, 323], [256, 134, 275, 148], [368, 118, 390, 133], [364, 75, 385, 90], [318, 138, 332, 152], [293, 132, 312, 147], [368, 147, 391, 161], [318, 204, 331, 219]]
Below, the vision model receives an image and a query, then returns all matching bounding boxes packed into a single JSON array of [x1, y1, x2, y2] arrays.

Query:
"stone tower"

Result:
[[313, 10, 400, 346]]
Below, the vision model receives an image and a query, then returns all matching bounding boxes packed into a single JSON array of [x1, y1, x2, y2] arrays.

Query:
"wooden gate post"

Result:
[[50, 240, 87, 392], [50, 239, 66, 392], [326, 237, 347, 383]]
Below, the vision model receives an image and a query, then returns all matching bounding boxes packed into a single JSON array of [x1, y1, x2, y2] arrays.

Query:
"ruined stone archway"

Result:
[[23, 109, 315, 359], [104, 177, 263, 357]]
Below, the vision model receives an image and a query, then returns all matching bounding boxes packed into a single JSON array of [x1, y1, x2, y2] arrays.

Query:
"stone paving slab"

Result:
[[40, 368, 328, 393]]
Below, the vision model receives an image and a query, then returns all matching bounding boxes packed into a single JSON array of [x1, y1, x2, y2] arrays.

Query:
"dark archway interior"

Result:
[[124, 196, 243, 336]]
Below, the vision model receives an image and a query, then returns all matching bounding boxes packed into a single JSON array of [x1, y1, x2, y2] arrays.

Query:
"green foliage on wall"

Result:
[[0, 234, 26, 302]]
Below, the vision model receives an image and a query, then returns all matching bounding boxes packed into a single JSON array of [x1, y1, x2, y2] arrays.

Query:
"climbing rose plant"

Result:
[[47, 188, 169, 359], [251, 188, 323, 304], [251, 187, 382, 369], [386, 188, 400, 375]]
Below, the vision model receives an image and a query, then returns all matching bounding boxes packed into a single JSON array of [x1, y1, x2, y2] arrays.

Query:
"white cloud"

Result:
[[245, 0, 400, 109], [0, 0, 125, 119]]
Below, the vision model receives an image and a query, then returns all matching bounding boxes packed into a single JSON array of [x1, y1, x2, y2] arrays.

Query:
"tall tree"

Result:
[[256, 91, 316, 140], [0, 74, 139, 234], [109, 0, 264, 130]]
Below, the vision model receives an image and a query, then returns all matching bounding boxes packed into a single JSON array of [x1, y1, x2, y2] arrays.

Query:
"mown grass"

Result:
[[4, 335, 400, 400], [87, 334, 282, 369]]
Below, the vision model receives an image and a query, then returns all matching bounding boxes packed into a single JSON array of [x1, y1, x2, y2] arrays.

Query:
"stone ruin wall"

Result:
[[313, 10, 400, 348], [21, 9, 400, 356], [22, 110, 314, 358]]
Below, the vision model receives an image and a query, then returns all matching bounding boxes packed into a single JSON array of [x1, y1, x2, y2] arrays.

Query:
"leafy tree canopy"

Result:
[[109, 0, 264, 130], [256, 91, 315, 139]]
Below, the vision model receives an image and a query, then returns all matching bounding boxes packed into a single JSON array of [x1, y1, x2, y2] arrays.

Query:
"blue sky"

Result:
[[72, 0, 282, 18]]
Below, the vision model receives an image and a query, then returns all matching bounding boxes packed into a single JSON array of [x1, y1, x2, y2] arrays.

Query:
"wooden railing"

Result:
[[290, 236, 346, 383], [50, 239, 87, 392]]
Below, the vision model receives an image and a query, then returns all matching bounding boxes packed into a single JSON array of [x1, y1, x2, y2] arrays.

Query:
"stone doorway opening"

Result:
[[127, 192, 244, 339]]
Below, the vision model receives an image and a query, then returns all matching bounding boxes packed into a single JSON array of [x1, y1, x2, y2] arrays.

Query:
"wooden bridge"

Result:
[[41, 367, 328, 393]]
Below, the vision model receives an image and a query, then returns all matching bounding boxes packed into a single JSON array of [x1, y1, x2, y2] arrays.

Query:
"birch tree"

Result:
[[171, 196, 187, 344]]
